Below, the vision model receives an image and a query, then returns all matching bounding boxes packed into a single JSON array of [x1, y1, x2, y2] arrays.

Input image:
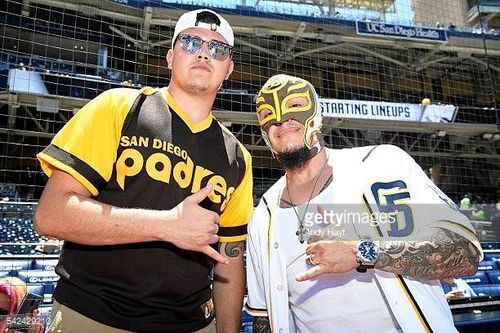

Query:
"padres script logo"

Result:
[[116, 135, 235, 209]]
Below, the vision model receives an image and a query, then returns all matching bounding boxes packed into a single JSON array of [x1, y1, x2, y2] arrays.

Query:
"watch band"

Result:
[[356, 263, 375, 273]]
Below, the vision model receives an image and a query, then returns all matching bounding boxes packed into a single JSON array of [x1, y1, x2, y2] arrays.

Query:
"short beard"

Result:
[[276, 146, 312, 170], [185, 82, 209, 95]]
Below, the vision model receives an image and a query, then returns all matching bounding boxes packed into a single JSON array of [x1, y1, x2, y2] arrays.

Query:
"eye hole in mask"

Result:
[[285, 96, 309, 112], [257, 108, 273, 123]]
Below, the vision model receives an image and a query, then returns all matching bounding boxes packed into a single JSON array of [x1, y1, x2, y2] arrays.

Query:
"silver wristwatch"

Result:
[[355, 238, 379, 273]]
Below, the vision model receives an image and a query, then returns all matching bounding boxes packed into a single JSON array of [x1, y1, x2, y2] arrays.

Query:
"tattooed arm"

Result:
[[252, 316, 271, 333], [296, 227, 480, 281], [214, 241, 246, 333], [375, 228, 480, 279]]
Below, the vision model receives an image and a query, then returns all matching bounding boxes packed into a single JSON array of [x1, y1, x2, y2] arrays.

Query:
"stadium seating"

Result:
[[486, 271, 500, 284], [471, 285, 500, 296], [477, 260, 497, 271], [484, 253, 500, 263], [462, 271, 490, 285], [0, 202, 53, 255]]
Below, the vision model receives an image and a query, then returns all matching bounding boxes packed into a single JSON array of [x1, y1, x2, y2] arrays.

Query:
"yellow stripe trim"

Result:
[[164, 89, 213, 133], [37, 152, 99, 196], [219, 234, 247, 243], [395, 276, 432, 333], [434, 220, 481, 243]]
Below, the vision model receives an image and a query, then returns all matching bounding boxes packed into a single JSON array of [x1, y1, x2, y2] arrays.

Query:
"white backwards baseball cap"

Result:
[[172, 9, 234, 47]]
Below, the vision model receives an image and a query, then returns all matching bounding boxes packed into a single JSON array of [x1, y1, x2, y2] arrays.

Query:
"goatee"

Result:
[[185, 82, 209, 95], [276, 146, 312, 170]]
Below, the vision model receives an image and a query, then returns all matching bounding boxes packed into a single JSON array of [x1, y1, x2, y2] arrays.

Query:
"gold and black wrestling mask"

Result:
[[255, 74, 323, 152]]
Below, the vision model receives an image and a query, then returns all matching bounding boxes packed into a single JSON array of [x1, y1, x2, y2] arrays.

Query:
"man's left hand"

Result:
[[296, 240, 359, 281]]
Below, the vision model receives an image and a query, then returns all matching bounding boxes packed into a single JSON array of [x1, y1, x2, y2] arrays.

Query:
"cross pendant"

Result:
[[296, 223, 306, 244]]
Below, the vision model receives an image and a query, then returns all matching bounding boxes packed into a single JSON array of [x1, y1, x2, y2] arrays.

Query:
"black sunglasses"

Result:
[[178, 34, 233, 61]]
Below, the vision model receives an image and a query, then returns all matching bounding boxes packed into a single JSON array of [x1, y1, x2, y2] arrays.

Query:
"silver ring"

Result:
[[306, 254, 317, 266]]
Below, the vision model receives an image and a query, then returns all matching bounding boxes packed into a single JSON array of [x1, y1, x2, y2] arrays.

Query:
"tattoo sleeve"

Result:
[[375, 228, 480, 279], [253, 316, 271, 333], [220, 241, 245, 258]]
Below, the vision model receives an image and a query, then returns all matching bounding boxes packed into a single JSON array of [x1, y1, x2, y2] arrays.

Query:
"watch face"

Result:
[[359, 241, 378, 262]]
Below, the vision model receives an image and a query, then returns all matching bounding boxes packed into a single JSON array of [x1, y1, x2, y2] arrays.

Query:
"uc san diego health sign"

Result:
[[320, 99, 457, 123], [356, 21, 448, 43]]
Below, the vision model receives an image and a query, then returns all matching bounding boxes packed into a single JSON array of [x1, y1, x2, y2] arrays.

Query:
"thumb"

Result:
[[186, 183, 213, 204]]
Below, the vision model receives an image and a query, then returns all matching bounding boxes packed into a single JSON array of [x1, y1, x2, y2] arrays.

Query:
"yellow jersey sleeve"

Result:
[[218, 143, 253, 242], [37, 87, 146, 196]]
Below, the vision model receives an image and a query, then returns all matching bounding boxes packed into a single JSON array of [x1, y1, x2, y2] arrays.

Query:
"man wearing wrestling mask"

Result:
[[245, 74, 481, 333]]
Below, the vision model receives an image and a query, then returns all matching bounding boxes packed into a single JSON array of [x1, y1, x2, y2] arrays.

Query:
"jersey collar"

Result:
[[164, 88, 213, 133]]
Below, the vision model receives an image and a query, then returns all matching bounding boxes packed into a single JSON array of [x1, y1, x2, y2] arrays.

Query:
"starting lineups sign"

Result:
[[356, 21, 448, 43], [320, 99, 457, 123]]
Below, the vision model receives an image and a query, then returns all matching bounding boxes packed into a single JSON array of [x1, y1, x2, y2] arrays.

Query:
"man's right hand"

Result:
[[168, 184, 228, 265]]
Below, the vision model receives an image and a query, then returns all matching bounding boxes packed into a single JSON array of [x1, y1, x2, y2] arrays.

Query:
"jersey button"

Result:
[[274, 242, 279, 249], [277, 285, 283, 291]]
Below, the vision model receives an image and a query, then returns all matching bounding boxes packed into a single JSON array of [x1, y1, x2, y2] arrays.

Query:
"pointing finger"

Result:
[[296, 265, 323, 282], [202, 245, 229, 265]]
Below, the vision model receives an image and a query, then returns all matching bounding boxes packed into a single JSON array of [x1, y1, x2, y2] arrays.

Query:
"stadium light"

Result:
[[482, 133, 493, 140], [480, 133, 500, 141]]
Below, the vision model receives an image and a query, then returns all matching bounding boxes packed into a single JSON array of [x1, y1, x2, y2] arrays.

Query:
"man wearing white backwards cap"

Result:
[[36, 8, 252, 333]]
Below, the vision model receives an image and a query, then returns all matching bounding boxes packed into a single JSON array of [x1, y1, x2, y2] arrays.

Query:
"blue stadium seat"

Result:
[[477, 260, 497, 271], [462, 271, 491, 285], [0, 217, 40, 255], [486, 271, 500, 284], [484, 253, 500, 263], [471, 284, 500, 296]]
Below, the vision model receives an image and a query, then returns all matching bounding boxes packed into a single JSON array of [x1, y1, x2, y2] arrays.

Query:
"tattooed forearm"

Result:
[[221, 241, 245, 258], [253, 316, 271, 333], [375, 228, 480, 279]]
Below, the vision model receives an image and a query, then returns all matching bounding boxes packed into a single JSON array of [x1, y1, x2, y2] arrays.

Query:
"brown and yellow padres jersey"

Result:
[[37, 87, 253, 333]]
